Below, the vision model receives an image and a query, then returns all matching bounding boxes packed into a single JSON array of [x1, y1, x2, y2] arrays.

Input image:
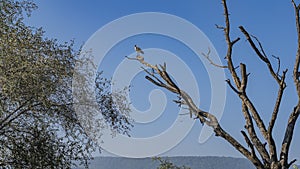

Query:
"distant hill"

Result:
[[73, 156, 258, 169]]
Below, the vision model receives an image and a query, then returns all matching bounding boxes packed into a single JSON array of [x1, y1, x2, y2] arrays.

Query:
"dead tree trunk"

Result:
[[128, 1, 299, 169]]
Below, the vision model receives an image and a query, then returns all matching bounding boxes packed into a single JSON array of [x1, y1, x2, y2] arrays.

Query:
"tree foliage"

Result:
[[153, 157, 190, 169], [0, 0, 132, 168]]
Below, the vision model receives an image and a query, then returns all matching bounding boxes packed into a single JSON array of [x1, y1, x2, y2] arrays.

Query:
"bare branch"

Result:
[[179, 112, 190, 116], [145, 76, 164, 88], [141, 66, 154, 76], [288, 159, 297, 169], [225, 79, 241, 95], [268, 69, 288, 134], [222, 0, 231, 44], [251, 34, 268, 59], [214, 124, 264, 169], [266, 70, 288, 164], [280, 106, 300, 167], [126, 1, 300, 168], [232, 37, 241, 45], [215, 24, 225, 30], [238, 27, 289, 163], [292, 0, 300, 97], [239, 63, 272, 164], [128, 53, 267, 167], [221, 3, 270, 155], [242, 103, 270, 165], [272, 55, 281, 76], [161, 70, 181, 94], [239, 26, 281, 84], [221, 1, 280, 167], [241, 130, 256, 155], [221, 0, 242, 89], [234, 65, 240, 70], [202, 48, 228, 68], [277, 2, 300, 167], [240, 63, 248, 93], [240, 94, 268, 139], [141, 67, 164, 85], [173, 99, 185, 107]]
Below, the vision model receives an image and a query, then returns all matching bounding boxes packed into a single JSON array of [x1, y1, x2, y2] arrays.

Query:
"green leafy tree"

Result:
[[0, 0, 131, 168], [153, 157, 190, 169]]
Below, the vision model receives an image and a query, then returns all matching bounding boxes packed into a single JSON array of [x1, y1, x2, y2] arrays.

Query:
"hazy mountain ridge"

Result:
[[74, 156, 258, 169]]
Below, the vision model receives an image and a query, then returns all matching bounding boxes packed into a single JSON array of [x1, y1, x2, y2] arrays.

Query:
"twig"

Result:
[[202, 48, 228, 68], [239, 26, 281, 84], [272, 55, 281, 76], [225, 79, 241, 95]]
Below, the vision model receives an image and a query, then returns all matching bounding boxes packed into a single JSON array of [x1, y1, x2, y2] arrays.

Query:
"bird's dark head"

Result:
[[134, 45, 137, 47]]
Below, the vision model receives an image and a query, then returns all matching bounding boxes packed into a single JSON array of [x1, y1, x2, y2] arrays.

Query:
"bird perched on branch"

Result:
[[134, 45, 144, 54]]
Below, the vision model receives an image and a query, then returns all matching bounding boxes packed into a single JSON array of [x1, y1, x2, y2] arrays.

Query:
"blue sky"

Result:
[[25, 0, 299, 162]]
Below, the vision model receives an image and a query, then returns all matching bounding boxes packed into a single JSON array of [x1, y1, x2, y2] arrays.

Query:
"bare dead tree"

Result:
[[127, 1, 300, 169]]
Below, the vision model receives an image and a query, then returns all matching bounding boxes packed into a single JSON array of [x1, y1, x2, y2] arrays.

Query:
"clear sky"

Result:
[[25, 0, 299, 163]]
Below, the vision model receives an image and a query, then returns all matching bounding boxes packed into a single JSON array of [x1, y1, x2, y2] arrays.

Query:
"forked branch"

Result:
[[239, 26, 283, 84], [127, 54, 264, 169], [221, 0, 269, 154], [202, 48, 228, 68]]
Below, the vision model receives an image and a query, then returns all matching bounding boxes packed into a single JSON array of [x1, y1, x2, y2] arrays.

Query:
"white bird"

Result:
[[134, 45, 144, 54]]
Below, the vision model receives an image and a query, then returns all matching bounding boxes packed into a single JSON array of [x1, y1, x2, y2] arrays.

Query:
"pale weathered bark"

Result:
[[128, 1, 300, 169]]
